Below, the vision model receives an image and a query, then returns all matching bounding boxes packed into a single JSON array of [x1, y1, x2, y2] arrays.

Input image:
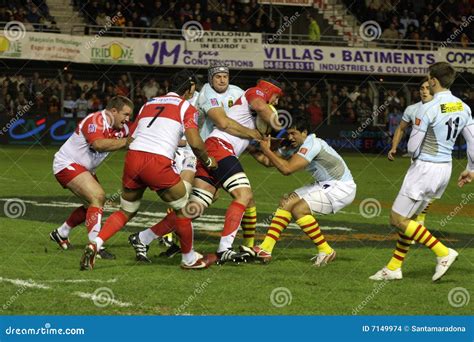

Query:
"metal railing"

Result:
[[0, 22, 471, 51]]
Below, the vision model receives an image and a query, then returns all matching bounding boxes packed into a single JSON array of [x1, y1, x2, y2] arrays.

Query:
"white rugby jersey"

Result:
[[129, 92, 199, 160], [281, 134, 353, 183], [410, 90, 472, 163], [53, 110, 129, 174], [197, 83, 244, 140], [208, 87, 265, 157]]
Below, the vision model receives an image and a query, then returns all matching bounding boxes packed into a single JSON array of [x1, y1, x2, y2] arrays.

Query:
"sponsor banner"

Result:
[[0, 32, 472, 75], [5, 117, 77, 145], [185, 31, 262, 52]]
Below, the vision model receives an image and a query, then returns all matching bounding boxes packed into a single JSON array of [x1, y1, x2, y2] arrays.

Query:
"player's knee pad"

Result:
[[120, 197, 141, 213], [183, 180, 193, 196], [167, 193, 189, 210], [189, 188, 213, 208], [223, 172, 251, 192]]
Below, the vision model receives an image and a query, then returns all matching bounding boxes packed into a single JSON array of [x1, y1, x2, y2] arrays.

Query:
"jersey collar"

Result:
[[434, 90, 451, 99]]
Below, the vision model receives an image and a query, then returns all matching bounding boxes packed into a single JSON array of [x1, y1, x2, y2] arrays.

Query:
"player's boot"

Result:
[[239, 245, 256, 261], [181, 252, 217, 270], [159, 233, 174, 248], [128, 233, 151, 263], [311, 250, 337, 267], [216, 248, 248, 265], [369, 267, 403, 281], [80, 243, 98, 271], [159, 242, 181, 258], [252, 245, 272, 264], [432, 248, 458, 282], [97, 247, 116, 260], [49, 229, 71, 250]]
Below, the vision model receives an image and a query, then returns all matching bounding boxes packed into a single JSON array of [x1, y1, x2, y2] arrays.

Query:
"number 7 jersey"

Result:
[[415, 90, 472, 163], [129, 92, 199, 159]]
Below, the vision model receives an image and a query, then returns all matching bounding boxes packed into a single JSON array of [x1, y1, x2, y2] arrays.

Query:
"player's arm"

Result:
[[258, 137, 308, 175], [458, 122, 474, 187], [91, 137, 129, 152], [183, 108, 217, 169], [249, 96, 283, 131], [388, 120, 410, 161], [83, 120, 130, 152], [207, 107, 261, 140], [407, 109, 430, 159]]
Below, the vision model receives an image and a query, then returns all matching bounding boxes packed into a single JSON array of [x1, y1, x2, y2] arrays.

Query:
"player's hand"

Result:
[[457, 170, 473, 188], [258, 135, 272, 151], [387, 148, 397, 161], [205, 156, 218, 170], [126, 136, 134, 148], [249, 129, 263, 141]]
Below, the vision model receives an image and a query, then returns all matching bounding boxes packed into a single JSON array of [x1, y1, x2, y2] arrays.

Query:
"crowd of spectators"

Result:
[[76, 0, 284, 36], [346, 0, 473, 48], [1, 71, 472, 130], [0, 0, 59, 33]]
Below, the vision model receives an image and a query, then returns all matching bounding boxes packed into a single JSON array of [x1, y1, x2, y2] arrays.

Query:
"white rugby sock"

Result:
[[139, 229, 159, 246], [57, 222, 72, 238]]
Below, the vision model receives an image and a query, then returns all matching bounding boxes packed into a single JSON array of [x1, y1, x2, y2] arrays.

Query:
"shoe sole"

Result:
[[432, 252, 458, 282], [314, 250, 337, 267], [80, 246, 96, 271]]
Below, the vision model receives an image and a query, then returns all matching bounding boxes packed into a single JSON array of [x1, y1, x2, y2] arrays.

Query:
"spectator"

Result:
[[75, 93, 88, 118], [307, 97, 323, 128], [308, 15, 321, 43], [63, 94, 76, 118], [143, 79, 159, 99]]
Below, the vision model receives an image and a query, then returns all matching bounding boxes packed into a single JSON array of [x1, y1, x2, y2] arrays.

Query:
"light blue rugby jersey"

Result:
[[197, 83, 244, 140], [402, 101, 423, 125], [415, 90, 472, 163], [279, 134, 353, 183]]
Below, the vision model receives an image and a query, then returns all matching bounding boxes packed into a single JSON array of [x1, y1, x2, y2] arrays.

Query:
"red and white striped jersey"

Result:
[[208, 87, 266, 157], [129, 92, 199, 159], [53, 110, 129, 174]]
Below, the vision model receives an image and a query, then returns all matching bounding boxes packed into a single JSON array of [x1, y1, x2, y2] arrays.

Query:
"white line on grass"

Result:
[[43, 279, 118, 284], [0, 277, 50, 289], [73, 291, 133, 307]]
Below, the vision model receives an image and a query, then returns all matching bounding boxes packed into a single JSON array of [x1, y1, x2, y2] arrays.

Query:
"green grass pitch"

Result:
[[0, 145, 472, 315]]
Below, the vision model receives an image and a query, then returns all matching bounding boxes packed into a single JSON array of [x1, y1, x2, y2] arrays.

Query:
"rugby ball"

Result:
[[256, 105, 278, 135]]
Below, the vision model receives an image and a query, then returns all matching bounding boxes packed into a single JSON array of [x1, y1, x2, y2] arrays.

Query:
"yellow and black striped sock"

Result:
[[296, 215, 333, 254], [387, 233, 413, 270], [404, 220, 448, 257], [241, 206, 257, 247], [260, 209, 292, 253]]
